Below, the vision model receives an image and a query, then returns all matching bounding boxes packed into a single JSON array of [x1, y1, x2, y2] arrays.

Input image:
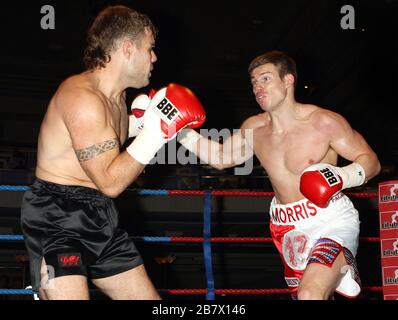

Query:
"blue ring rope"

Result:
[[0, 235, 24, 241], [0, 235, 175, 242], [0, 186, 30, 191], [141, 236, 171, 242], [135, 189, 169, 196], [0, 289, 33, 295], [0, 185, 172, 195]]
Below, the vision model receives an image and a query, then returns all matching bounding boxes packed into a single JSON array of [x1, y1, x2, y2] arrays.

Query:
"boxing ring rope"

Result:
[[0, 185, 389, 299], [0, 235, 381, 243], [0, 185, 379, 197]]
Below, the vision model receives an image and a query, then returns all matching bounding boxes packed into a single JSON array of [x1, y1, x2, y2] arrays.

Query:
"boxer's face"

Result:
[[127, 28, 157, 88], [250, 63, 288, 112]]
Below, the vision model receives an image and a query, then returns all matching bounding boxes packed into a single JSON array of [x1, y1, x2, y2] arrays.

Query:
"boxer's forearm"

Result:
[[89, 151, 145, 198], [196, 137, 237, 170], [178, 129, 250, 170]]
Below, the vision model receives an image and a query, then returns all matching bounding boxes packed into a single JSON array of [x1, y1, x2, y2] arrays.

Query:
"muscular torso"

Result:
[[35, 72, 128, 189], [249, 105, 337, 204]]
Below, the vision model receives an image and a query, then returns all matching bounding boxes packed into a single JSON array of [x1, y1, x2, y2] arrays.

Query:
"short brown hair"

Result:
[[83, 5, 157, 70], [248, 51, 297, 87]]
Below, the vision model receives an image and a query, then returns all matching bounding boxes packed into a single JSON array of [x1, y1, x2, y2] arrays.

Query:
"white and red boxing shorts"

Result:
[[269, 192, 361, 298]]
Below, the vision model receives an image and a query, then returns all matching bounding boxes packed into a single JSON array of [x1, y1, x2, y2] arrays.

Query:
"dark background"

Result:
[[0, 0, 396, 300], [0, 0, 397, 167]]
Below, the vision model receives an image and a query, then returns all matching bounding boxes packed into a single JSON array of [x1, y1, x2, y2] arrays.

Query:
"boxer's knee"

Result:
[[297, 284, 330, 300], [38, 288, 48, 300]]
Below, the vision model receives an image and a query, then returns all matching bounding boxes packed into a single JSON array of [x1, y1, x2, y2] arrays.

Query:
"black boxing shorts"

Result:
[[20, 178, 143, 292]]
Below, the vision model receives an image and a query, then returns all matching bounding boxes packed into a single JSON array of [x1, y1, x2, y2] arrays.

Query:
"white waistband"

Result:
[[269, 192, 348, 226]]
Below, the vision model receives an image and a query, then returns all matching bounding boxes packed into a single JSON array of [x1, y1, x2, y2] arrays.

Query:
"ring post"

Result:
[[203, 191, 215, 300]]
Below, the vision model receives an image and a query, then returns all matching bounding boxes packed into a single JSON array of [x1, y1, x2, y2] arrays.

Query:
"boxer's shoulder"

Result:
[[309, 107, 350, 135], [56, 72, 104, 100], [52, 80, 108, 129], [241, 112, 271, 130], [295, 103, 322, 121], [304, 104, 342, 121], [57, 77, 104, 110]]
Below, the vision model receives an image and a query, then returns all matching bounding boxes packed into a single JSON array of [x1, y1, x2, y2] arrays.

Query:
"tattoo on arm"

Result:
[[75, 138, 119, 162]]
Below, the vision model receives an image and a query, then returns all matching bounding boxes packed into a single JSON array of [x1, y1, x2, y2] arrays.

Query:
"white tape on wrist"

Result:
[[126, 130, 164, 165], [337, 163, 366, 189]]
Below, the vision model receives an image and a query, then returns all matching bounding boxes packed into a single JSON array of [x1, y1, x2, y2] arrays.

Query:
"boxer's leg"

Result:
[[297, 239, 348, 300], [92, 264, 160, 300], [39, 258, 90, 300]]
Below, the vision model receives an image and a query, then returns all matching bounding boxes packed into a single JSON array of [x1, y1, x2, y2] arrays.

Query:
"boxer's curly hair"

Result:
[[83, 5, 157, 70], [248, 51, 297, 88]]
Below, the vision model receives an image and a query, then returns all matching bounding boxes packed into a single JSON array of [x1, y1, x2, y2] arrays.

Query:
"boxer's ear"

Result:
[[284, 74, 295, 88], [121, 39, 134, 59]]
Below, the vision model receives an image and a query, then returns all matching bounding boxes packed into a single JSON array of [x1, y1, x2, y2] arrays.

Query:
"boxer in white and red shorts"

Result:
[[269, 192, 361, 298], [177, 51, 381, 299]]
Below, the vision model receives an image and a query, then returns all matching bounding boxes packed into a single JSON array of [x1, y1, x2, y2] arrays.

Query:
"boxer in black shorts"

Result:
[[21, 179, 143, 296], [22, 5, 205, 299], [20, 5, 162, 300]]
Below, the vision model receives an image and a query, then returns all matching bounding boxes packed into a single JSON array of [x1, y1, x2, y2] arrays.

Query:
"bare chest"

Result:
[[253, 126, 332, 176]]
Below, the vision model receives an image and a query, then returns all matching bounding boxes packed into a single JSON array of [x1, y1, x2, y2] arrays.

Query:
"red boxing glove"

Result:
[[127, 83, 206, 164], [150, 83, 206, 139], [300, 163, 343, 208]]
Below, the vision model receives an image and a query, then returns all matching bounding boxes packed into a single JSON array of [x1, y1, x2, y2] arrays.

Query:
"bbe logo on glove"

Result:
[[319, 167, 340, 186], [154, 98, 181, 125], [126, 83, 206, 165], [300, 163, 344, 208]]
